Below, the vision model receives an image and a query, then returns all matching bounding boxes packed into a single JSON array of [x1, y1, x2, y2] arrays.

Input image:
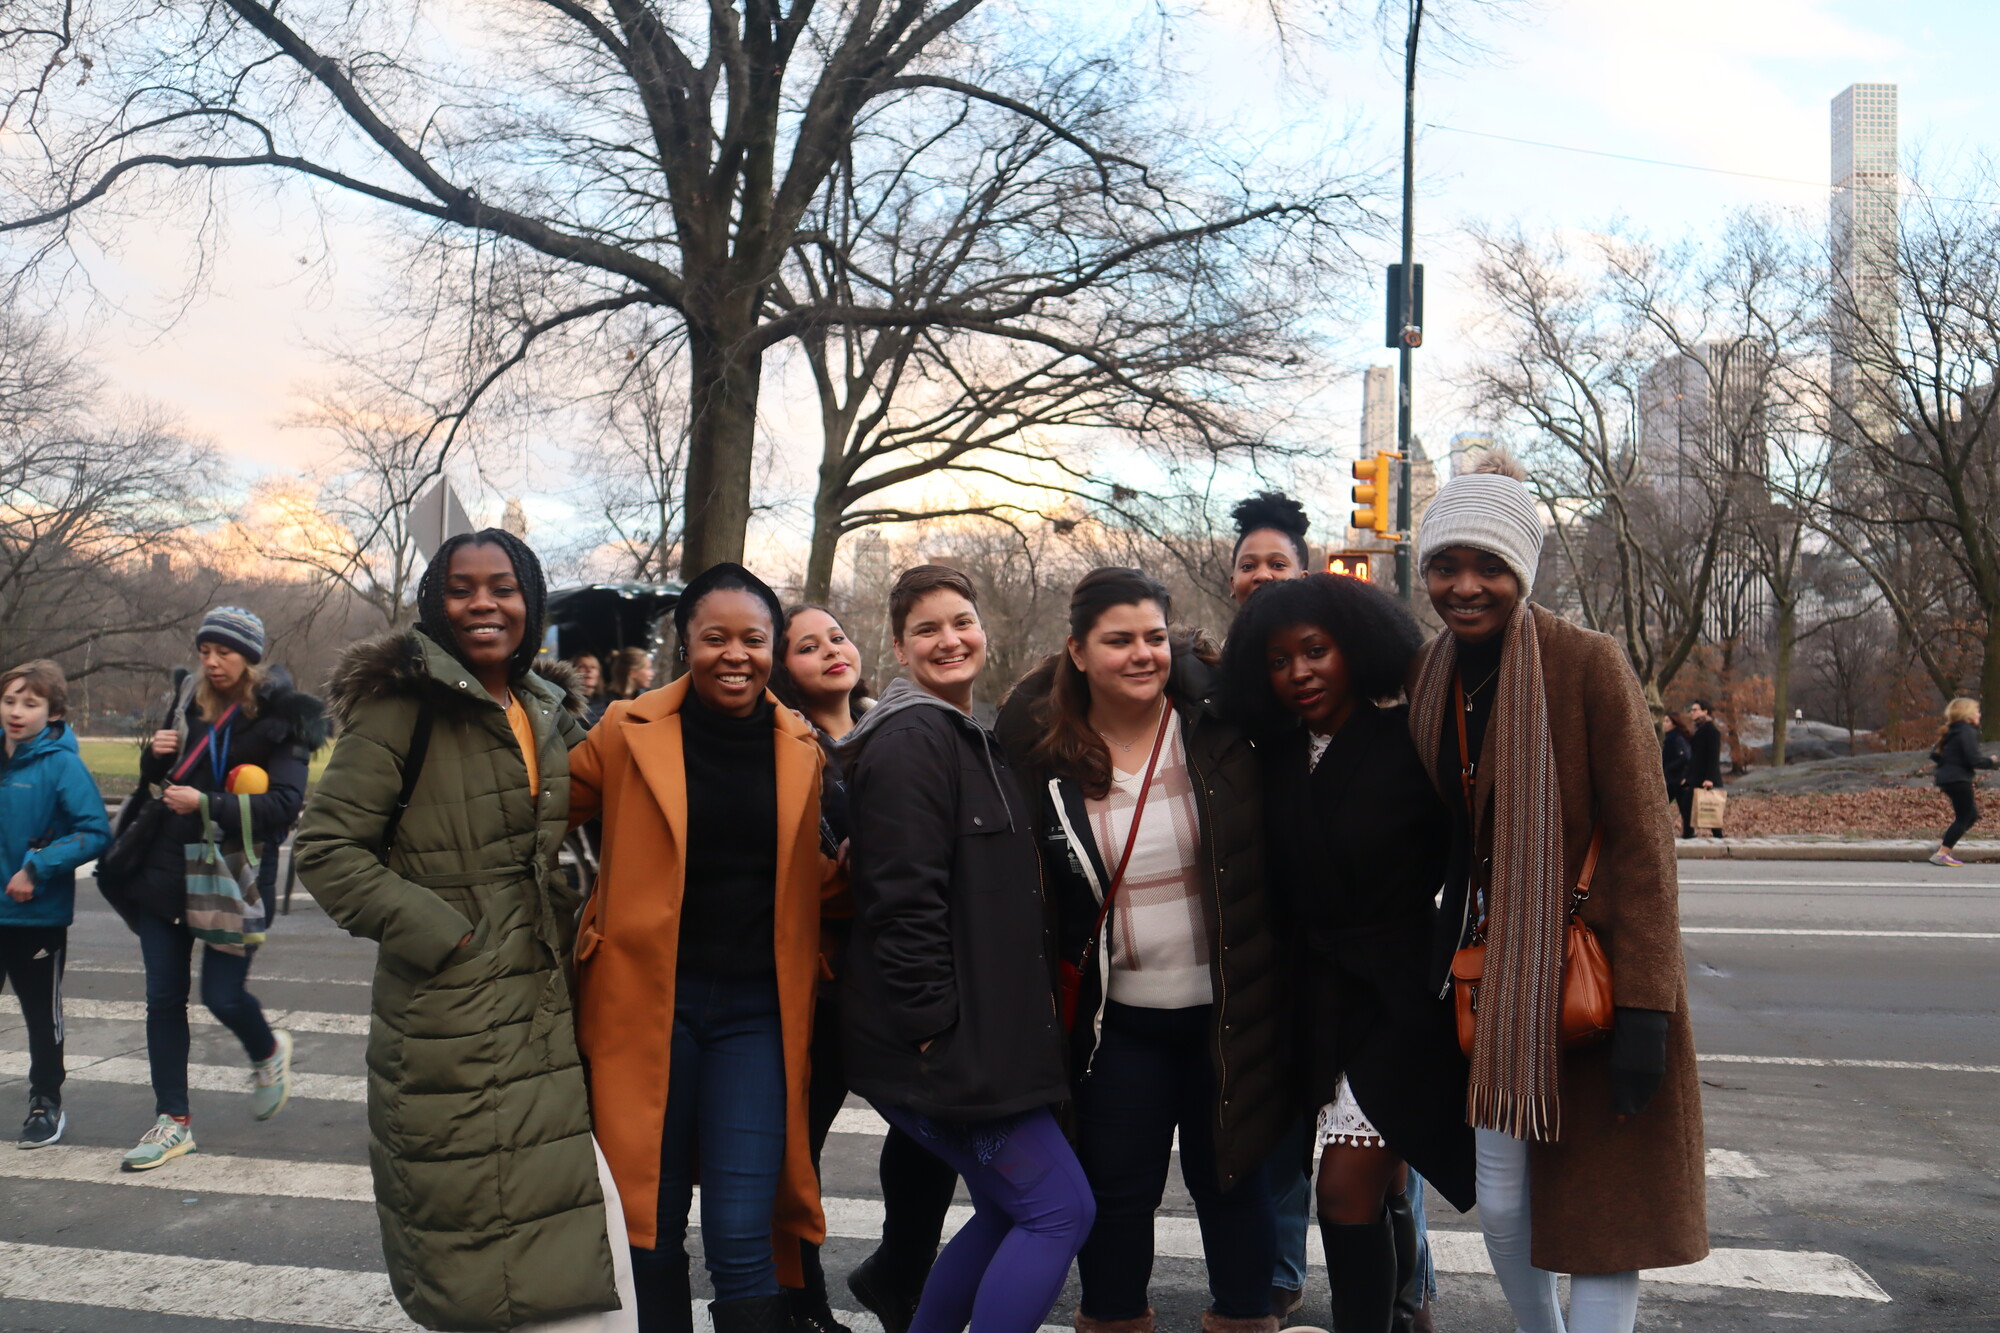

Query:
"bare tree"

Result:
[[0, 1, 1347, 577], [1803, 165, 2000, 736], [0, 304, 219, 671]]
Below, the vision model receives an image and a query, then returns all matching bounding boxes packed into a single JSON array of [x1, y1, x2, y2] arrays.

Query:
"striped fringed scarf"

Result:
[[1411, 603, 1569, 1142]]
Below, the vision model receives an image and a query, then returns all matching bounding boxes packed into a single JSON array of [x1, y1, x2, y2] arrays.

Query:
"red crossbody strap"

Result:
[[170, 703, 240, 784], [1088, 702, 1174, 939]]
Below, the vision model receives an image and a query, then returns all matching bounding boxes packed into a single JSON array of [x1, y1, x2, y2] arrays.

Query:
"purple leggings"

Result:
[[875, 1103, 1095, 1333]]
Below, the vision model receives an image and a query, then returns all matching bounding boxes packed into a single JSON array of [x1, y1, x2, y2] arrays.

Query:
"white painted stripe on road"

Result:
[[47, 996, 371, 1035], [0, 1051, 367, 1102], [1419, 1232, 1886, 1301], [1701, 1053, 2000, 1075], [0, 1162, 1881, 1306], [1705, 1148, 1766, 1178], [1683, 927, 2000, 939], [1683, 879, 2000, 888], [64, 960, 372, 987], [0, 1143, 373, 1201], [0, 1240, 415, 1330]]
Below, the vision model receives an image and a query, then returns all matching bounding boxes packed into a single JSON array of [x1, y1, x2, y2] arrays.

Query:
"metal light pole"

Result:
[[1394, 0, 1424, 600]]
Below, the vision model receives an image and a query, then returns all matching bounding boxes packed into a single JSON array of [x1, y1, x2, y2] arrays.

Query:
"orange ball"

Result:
[[226, 764, 270, 795]]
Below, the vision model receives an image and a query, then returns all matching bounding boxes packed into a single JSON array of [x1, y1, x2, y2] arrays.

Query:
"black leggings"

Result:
[[1941, 781, 1980, 849], [0, 925, 65, 1102]]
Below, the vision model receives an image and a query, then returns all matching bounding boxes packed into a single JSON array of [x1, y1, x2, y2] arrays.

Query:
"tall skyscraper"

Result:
[[1830, 83, 1898, 431], [1361, 365, 1396, 454]]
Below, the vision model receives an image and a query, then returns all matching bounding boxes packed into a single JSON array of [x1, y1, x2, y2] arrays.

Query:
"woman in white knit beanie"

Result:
[[1405, 452, 1707, 1333]]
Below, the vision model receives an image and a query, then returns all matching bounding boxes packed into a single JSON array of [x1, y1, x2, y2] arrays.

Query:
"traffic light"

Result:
[[1351, 451, 1398, 534], [1326, 551, 1374, 581]]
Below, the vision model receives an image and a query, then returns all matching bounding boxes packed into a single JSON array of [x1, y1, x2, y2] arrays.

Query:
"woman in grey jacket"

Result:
[[1931, 697, 1997, 866]]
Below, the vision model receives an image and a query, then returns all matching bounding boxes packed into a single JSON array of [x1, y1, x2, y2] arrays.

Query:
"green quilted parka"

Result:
[[294, 629, 617, 1331]]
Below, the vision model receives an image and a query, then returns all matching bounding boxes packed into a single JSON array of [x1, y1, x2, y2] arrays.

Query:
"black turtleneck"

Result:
[[678, 691, 779, 978]]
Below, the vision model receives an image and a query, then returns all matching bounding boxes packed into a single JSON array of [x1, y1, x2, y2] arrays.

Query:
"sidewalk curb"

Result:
[[1676, 839, 2000, 863]]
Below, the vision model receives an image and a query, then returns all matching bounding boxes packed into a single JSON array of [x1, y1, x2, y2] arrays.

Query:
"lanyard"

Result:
[[171, 703, 240, 787]]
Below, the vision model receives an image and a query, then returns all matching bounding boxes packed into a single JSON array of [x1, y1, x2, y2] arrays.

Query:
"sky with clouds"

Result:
[[35, 0, 2000, 543]]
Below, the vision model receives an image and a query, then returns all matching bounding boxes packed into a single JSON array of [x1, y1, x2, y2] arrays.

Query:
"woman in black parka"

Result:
[[841, 564, 1092, 1333], [1221, 576, 1474, 1333], [1931, 696, 1997, 866], [116, 606, 327, 1170]]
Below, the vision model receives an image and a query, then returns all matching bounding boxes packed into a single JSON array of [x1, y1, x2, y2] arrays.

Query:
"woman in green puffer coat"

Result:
[[295, 531, 631, 1332]]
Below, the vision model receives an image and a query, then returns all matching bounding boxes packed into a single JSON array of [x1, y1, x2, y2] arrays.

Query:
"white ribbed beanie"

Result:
[[1416, 470, 1544, 599]]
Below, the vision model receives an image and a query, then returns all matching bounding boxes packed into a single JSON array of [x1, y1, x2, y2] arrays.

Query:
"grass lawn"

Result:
[[76, 736, 330, 798]]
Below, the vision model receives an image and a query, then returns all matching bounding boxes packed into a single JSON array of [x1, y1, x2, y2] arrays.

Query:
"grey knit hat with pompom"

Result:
[[1415, 450, 1544, 599]]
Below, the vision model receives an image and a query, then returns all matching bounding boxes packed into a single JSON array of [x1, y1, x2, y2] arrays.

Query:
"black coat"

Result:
[[1661, 729, 1693, 797], [840, 682, 1068, 1120], [996, 649, 1288, 1194], [1265, 702, 1475, 1212], [1933, 720, 1997, 786], [1689, 719, 1724, 786], [131, 669, 328, 922]]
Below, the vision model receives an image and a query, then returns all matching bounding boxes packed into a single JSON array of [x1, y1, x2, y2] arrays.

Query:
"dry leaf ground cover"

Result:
[[1721, 787, 1978, 839]]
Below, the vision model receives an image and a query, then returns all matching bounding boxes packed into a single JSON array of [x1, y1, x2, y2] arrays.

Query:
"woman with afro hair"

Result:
[[1221, 574, 1474, 1333]]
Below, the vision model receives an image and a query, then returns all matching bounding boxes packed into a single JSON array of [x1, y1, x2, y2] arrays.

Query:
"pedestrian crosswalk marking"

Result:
[[0, 1142, 373, 1201], [0, 1050, 367, 1102], [27, 995, 372, 1036], [1700, 1053, 2000, 1075], [1683, 927, 2000, 939], [63, 959, 373, 987]]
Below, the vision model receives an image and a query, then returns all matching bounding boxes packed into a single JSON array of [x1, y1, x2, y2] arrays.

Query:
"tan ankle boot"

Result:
[[1202, 1311, 1280, 1333], [1075, 1311, 1156, 1333]]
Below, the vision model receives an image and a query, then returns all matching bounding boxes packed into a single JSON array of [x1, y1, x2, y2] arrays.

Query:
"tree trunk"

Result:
[[1770, 597, 1795, 766], [679, 320, 764, 577], [804, 488, 843, 604], [1984, 615, 2000, 742]]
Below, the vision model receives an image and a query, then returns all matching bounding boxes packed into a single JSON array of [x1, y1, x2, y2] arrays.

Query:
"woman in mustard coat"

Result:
[[567, 563, 839, 1333]]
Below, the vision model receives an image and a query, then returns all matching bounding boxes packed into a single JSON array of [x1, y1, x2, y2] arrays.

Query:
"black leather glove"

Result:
[[1610, 1006, 1669, 1118]]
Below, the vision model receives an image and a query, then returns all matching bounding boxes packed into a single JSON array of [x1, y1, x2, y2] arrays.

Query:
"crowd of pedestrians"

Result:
[[2, 446, 1977, 1333]]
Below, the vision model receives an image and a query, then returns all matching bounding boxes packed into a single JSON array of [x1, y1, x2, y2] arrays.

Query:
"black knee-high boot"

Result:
[[1320, 1215, 1396, 1333], [1385, 1189, 1420, 1333], [631, 1244, 694, 1333]]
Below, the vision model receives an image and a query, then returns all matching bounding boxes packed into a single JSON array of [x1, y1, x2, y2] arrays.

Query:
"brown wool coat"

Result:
[[1413, 605, 1709, 1275], [566, 676, 837, 1285]]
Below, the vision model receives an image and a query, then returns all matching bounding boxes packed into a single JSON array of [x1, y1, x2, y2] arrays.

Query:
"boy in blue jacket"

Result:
[[1, 660, 111, 1147]]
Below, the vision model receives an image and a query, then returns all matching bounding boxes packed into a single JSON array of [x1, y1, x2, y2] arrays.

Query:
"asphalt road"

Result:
[[1, 857, 1995, 1332]]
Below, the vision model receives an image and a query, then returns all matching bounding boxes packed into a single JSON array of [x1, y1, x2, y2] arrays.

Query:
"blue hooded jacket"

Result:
[[0, 721, 111, 929]]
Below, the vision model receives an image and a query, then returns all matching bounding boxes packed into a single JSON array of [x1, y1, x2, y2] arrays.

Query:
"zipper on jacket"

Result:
[[1050, 776, 1114, 1076], [1186, 711, 1232, 1135]]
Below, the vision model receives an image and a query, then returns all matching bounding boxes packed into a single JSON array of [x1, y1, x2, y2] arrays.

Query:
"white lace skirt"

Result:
[[1314, 1075, 1386, 1151]]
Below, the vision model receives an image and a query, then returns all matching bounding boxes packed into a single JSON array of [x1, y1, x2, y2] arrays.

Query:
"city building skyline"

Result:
[[1830, 81, 1899, 433]]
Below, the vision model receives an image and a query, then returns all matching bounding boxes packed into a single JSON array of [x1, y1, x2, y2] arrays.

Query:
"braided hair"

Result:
[[415, 528, 549, 680]]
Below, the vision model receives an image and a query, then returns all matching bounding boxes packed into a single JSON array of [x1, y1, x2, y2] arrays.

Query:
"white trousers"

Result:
[[517, 1138, 642, 1333], [1475, 1129, 1640, 1333]]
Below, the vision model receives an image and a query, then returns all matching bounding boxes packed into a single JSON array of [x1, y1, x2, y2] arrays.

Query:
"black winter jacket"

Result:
[[840, 679, 1068, 1120], [132, 668, 328, 922], [1263, 703, 1474, 1211], [1661, 728, 1693, 797], [996, 647, 1287, 1193], [1933, 720, 1997, 786], [1689, 718, 1724, 787]]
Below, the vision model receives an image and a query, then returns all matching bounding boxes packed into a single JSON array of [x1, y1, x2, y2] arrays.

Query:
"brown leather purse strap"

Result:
[[1572, 825, 1605, 907], [1088, 702, 1174, 941]]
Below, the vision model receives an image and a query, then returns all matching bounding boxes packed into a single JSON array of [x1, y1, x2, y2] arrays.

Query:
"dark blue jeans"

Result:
[[647, 972, 788, 1308], [1076, 1002, 1276, 1320], [135, 911, 275, 1118]]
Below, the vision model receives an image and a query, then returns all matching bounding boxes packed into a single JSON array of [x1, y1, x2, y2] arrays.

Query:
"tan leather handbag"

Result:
[[1452, 827, 1614, 1058]]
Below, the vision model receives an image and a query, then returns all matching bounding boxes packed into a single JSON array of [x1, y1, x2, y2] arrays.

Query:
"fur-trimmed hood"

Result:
[[253, 667, 332, 754], [325, 627, 588, 728]]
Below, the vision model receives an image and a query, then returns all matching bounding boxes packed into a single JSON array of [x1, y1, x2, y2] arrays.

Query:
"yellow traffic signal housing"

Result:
[[1327, 551, 1374, 581], [1351, 451, 1398, 533]]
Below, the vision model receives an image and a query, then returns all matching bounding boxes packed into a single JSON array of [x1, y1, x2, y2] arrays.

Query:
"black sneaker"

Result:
[[18, 1097, 64, 1149]]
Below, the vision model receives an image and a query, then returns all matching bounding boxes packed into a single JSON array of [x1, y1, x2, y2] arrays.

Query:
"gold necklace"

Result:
[[1461, 665, 1500, 712], [1097, 698, 1165, 753]]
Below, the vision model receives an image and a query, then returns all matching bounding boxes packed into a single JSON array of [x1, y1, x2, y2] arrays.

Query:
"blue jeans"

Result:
[[1266, 1114, 1313, 1292], [1076, 1002, 1276, 1319], [876, 1102, 1093, 1333], [135, 911, 275, 1118], [650, 972, 788, 1306]]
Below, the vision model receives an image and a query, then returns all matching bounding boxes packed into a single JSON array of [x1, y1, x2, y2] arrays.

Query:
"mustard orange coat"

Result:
[[567, 676, 834, 1284]]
